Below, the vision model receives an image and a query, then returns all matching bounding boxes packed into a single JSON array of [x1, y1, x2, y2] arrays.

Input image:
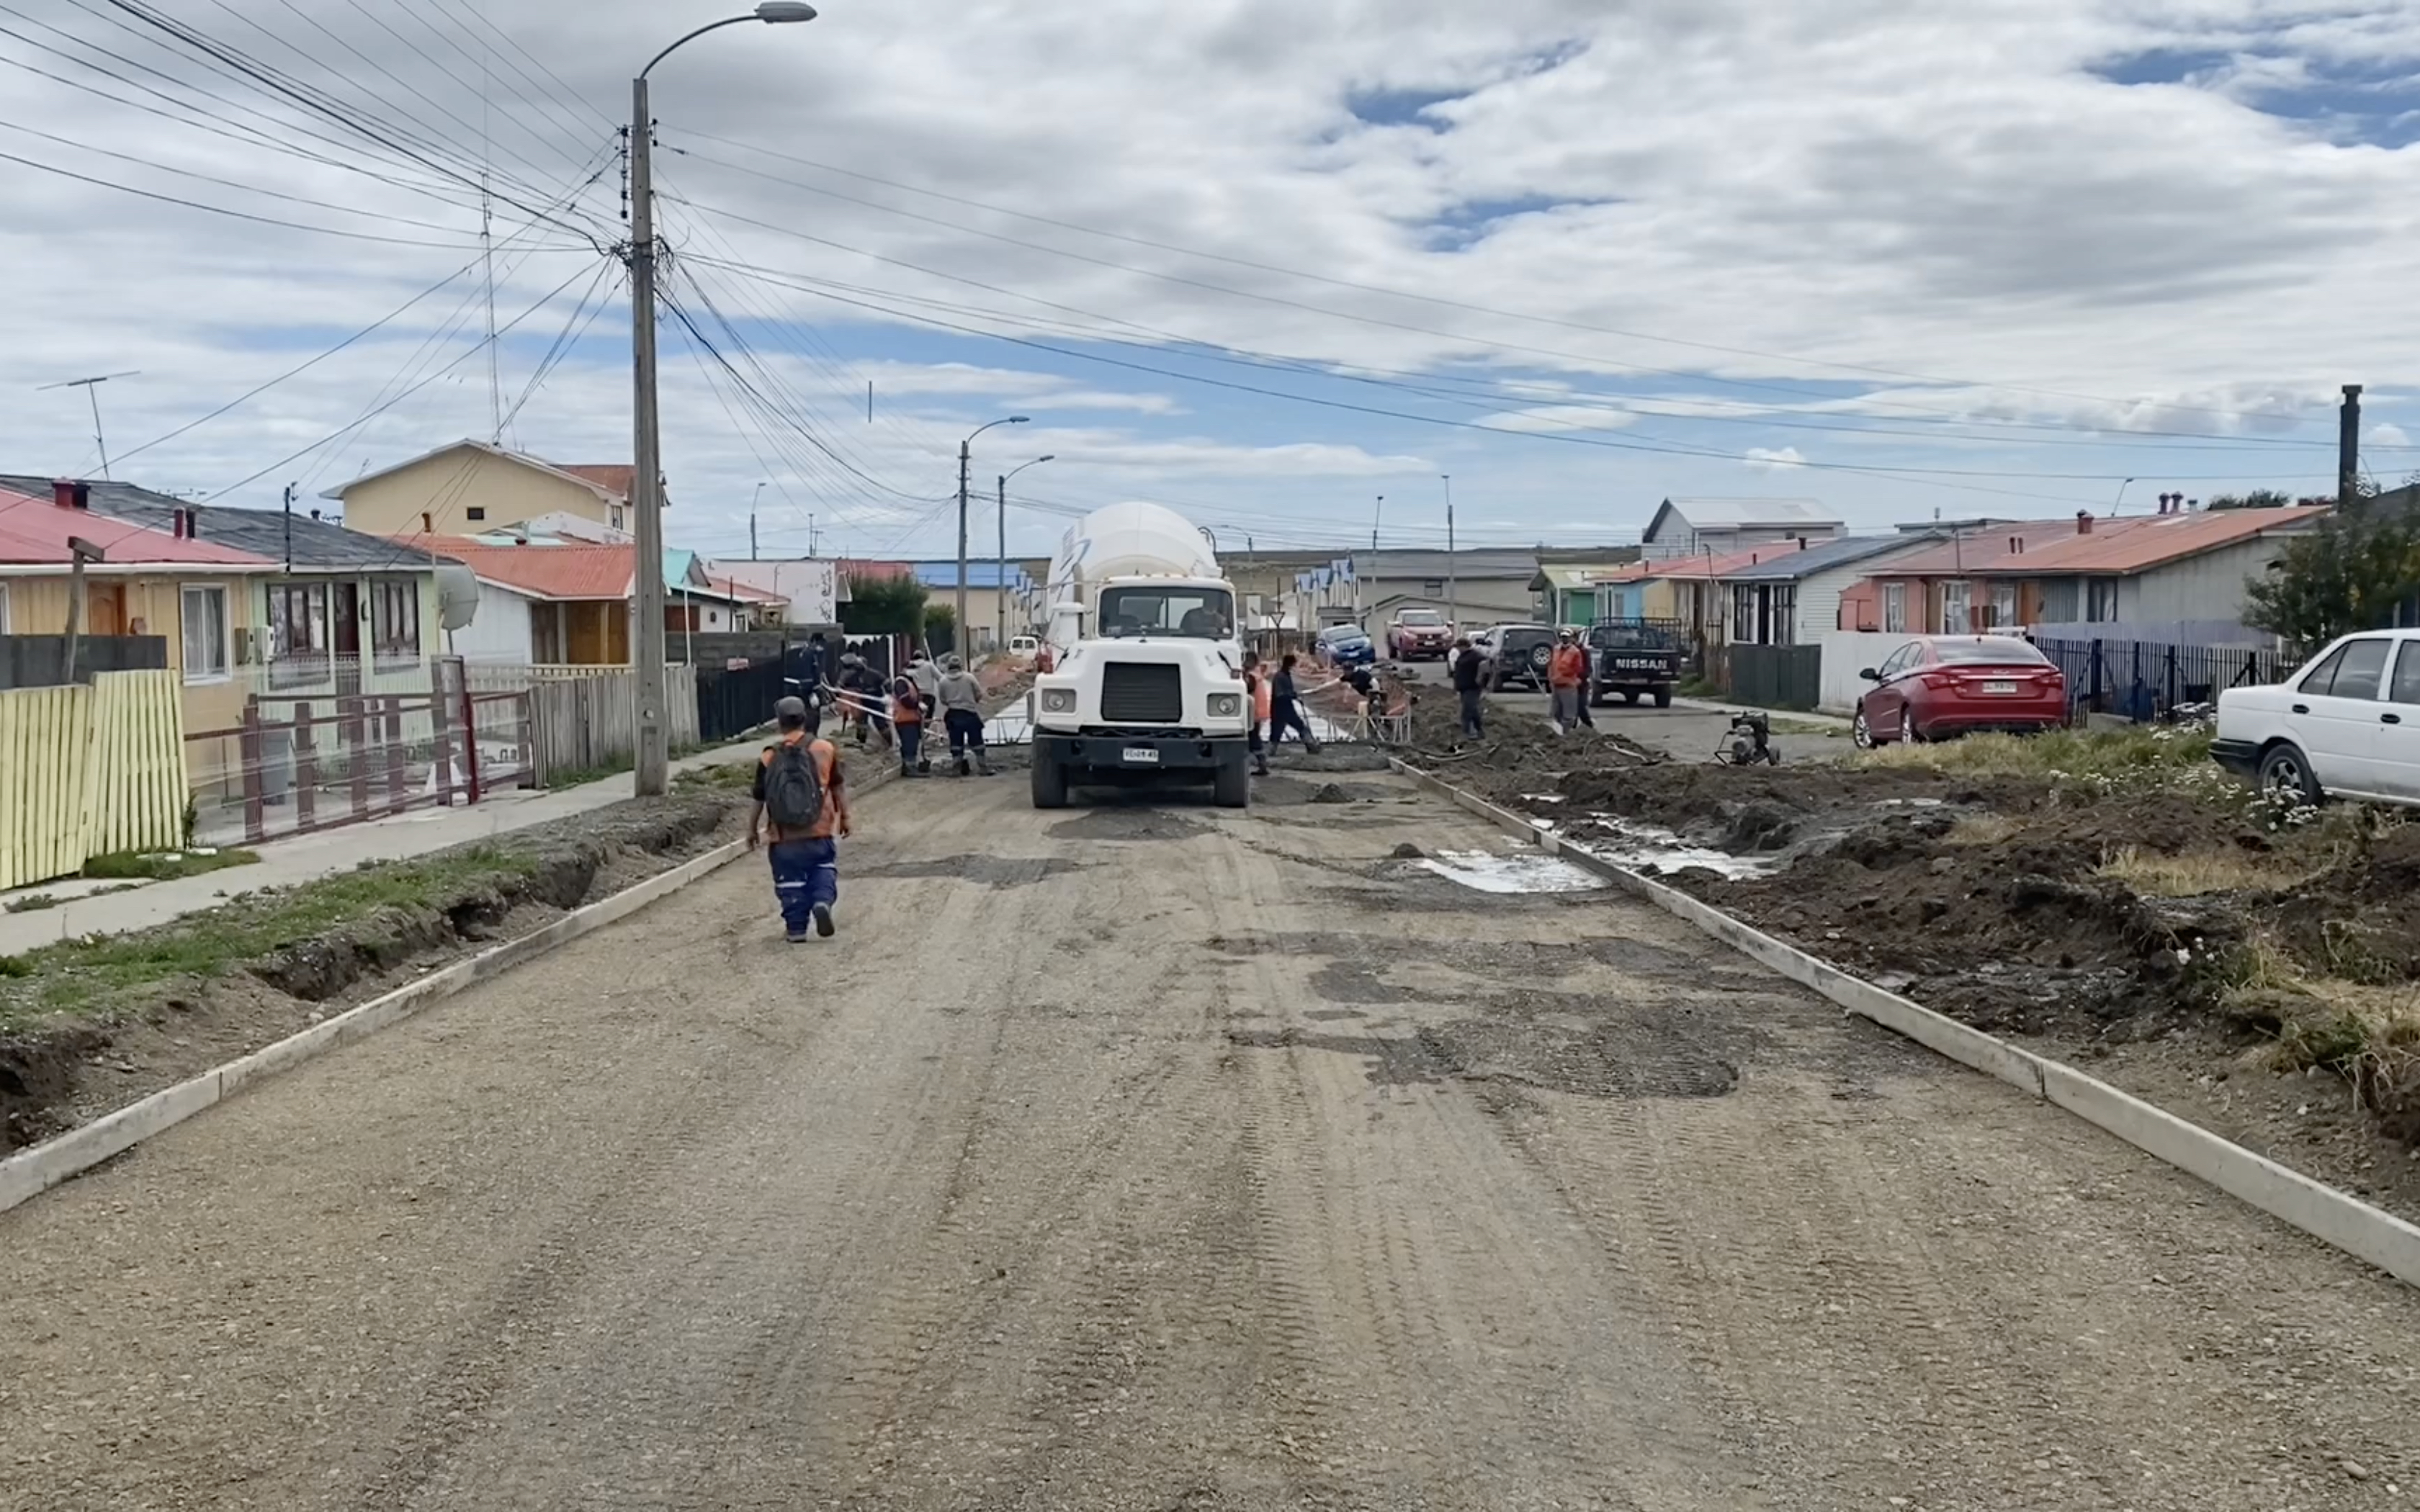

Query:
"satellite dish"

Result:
[[434, 562, 482, 631]]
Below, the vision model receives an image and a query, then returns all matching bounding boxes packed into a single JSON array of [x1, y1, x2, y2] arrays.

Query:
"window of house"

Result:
[[2086, 579, 2120, 622], [180, 584, 229, 683], [371, 579, 421, 667], [1883, 582, 1906, 634], [1990, 583, 2017, 629], [1422, 579, 1444, 595], [1942, 580, 1972, 634], [1770, 585, 1798, 646], [268, 581, 329, 685], [465, 506, 487, 523]]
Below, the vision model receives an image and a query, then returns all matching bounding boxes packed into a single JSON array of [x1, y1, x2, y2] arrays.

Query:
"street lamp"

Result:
[[2111, 477, 2138, 517], [958, 415, 1028, 657], [628, 1, 816, 796], [1442, 473, 1456, 630], [998, 454, 1054, 647]]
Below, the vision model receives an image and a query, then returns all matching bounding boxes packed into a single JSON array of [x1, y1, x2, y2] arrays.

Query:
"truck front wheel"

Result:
[[1653, 687, 1672, 708], [1213, 758, 1250, 809], [1031, 757, 1070, 809]]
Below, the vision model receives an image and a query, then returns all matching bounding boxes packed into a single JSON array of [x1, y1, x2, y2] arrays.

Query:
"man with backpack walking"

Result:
[[748, 696, 849, 942]]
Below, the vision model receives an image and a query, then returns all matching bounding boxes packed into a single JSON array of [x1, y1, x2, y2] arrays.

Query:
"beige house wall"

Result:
[[336, 448, 620, 539]]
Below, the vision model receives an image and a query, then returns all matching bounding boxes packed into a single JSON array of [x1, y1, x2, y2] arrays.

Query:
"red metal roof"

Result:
[[0, 486, 273, 567], [1868, 508, 2329, 577], [557, 464, 635, 499], [425, 538, 635, 600]]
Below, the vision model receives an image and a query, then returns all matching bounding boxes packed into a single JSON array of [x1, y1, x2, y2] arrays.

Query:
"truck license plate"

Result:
[[1981, 680, 2017, 694], [1124, 747, 1160, 764]]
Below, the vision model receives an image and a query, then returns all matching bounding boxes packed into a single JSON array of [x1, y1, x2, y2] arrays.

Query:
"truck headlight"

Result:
[[1209, 693, 1242, 718], [1041, 688, 1077, 714]]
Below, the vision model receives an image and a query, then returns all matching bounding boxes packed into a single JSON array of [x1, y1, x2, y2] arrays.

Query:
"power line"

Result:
[[686, 252, 2328, 500], [658, 129, 2357, 441], [205, 256, 606, 500]]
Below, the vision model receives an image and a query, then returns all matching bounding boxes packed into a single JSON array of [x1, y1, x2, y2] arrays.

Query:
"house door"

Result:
[[329, 582, 362, 694], [86, 582, 125, 637]]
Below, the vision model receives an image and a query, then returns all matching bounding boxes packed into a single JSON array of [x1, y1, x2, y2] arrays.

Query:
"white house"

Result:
[[1641, 498, 1844, 562], [1716, 534, 1945, 647]]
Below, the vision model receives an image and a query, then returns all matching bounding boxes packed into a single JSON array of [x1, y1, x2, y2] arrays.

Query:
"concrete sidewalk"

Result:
[[0, 742, 769, 957]]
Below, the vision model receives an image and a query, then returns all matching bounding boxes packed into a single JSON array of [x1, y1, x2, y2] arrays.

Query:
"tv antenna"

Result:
[[37, 372, 140, 480]]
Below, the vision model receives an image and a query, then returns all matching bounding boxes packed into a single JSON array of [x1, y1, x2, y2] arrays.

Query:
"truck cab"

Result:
[[1029, 575, 1253, 809]]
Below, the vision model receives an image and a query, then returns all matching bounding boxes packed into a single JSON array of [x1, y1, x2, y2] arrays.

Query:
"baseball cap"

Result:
[[775, 695, 808, 720]]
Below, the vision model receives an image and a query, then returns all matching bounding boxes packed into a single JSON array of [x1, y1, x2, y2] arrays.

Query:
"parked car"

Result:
[[1479, 623, 1556, 690], [1587, 621, 1680, 707], [1386, 608, 1454, 661], [1852, 636, 2067, 747], [2211, 629, 2420, 806], [1315, 622, 1377, 667]]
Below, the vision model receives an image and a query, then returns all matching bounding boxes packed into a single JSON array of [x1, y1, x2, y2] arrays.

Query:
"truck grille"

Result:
[[1100, 662, 1182, 724]]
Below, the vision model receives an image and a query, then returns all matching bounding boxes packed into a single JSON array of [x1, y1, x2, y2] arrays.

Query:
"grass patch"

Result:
[[0, 845, 542, 1030], [542, 742, 709, 791], [4, 892, 60, 914], [676, 760, 759, 792], [1674, 677, 1724, 699], [1944, 814, 2023, 846], [81, 847, 259, 883], [1859, 724, 2213, 779], [2097, 845, 2326, 897]]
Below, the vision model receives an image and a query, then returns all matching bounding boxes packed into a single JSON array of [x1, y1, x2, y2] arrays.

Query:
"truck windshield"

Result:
[[1589, 622, 1675, 651], [1098, 585, 1235, 639]]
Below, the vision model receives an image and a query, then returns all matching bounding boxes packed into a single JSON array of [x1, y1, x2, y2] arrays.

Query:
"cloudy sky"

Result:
[[4, 0, 2419, 562]]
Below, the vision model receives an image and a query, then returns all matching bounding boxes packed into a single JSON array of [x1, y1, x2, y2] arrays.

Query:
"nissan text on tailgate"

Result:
[[1588, 621, 1680, 708]]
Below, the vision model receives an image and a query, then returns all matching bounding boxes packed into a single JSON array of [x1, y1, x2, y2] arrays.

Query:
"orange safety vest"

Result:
[[891, 680, 922, 725], [1251, 674, 1273, 723], [1549, 644, 1588, 688], [759, 732, 841, 840]]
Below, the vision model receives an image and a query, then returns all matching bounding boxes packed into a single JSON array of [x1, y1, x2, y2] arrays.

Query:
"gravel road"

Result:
[[2, 773, 2414, 1510]]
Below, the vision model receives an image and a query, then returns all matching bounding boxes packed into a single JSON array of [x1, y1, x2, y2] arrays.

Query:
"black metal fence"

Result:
[[694, 658, 789, 742], [2034, 636, 2305, 722]]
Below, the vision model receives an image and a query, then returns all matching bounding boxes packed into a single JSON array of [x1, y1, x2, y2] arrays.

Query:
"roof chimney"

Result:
[[53, 479, 88, 510], [2076, 510, 2094, 536], [171, 507, 187, 539]]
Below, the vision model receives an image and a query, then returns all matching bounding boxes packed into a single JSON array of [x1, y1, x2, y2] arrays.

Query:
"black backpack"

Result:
[[764, 740, 824, 830]]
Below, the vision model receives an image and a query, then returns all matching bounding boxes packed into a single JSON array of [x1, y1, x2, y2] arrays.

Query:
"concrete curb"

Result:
[[0, 762, 904, 1218], [1389, 757, 2420, 1289]]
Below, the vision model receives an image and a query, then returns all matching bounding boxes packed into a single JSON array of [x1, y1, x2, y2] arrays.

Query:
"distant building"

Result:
[[1711, 534, 1945, 647], [1347, 549, 1541, 630], [1842, 508, 2331, 634], [322, 440, 649, 540], [1639, 498, 1843, 560]]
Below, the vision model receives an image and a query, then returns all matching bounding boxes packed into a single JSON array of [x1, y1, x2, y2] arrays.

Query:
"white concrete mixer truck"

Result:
[[1028, 503, 1254, 809]]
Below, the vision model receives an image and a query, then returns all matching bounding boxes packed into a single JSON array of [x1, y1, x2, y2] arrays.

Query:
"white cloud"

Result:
[[1, 0, 2414, 553], [2370, 422, 2411, 449], [1475, 405, 1639, 434], [1744, 446, 1807, 472]]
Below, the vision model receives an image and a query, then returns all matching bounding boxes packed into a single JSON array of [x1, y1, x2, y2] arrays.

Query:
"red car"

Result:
[[1852, 636, 2068, 747], [1386, 608, 1454, 661]]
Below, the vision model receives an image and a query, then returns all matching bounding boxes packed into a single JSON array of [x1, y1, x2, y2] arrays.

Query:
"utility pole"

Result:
[[808, 514, 819, 554], [957, 417, 1029, 657], [282, 482, 297, 572], [1442, 473, 1456, 630], [2340, 384, 2364, 508], [1372, 494, 1384, 552], [38, 372, 138, 481], [627, 78, 671, 795], [998, 472, 1008, 648], [626, 3, 817, 796]]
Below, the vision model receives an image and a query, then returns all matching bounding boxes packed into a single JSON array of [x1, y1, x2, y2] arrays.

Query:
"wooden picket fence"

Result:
[[524, 665, 699, 784], [0, 669, 189, 891]]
